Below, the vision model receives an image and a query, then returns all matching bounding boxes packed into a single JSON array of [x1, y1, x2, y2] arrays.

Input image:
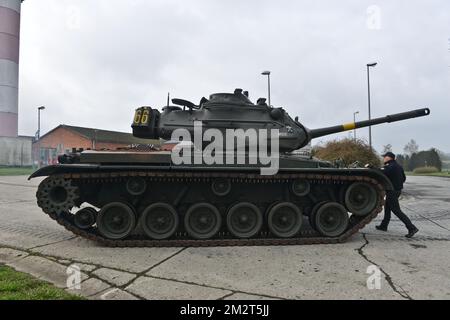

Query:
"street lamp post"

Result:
[[353, 111, 359, 141], [37, 106, 45, 168], [37, 106, 45, 140], [366, 62, 377, 149], [261, 71, 271, 106]]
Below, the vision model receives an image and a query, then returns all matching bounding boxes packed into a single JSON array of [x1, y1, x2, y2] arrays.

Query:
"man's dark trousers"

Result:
[[380, 190, 415, 230]]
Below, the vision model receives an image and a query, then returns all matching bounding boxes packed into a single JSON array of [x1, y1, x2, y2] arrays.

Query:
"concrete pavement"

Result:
[[0, 175, 449, 300]]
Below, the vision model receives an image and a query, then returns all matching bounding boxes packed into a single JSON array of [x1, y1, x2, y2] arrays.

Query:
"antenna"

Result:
[[167, 92, 170, 107]]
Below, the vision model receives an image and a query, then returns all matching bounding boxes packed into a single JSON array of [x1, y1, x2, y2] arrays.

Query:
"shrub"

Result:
[[408, 149, 442, 171], [313, 138, 381, 167], [413, 166, 439, 174]]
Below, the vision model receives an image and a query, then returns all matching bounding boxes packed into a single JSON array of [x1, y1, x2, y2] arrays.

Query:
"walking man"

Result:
[[375, 152, 419, 238]]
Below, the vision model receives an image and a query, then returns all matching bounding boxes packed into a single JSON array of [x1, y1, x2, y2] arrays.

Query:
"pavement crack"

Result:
[[357, 233, 413, 300], [120, 247, 189, 289], [403, 204, 450, 232], [120, 289, 145, 300], [218, 291, 237, 300], [143, 247, 188, 274], [27, 236, 77, 250], [86, 287, 141, 300], [146, 275, 285, 300], [0, 199, 35, 205], [0, 182, 38, 188], [77, 278, 114, 297]]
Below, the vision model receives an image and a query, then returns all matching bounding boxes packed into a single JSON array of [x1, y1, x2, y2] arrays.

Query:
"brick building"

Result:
[[33, 125, 159, 166]]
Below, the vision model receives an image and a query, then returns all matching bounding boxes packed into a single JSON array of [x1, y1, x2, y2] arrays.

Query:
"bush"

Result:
[[408, 148, 442, 172], [313, 138, 381, 167], [413, 166, 439, 174]]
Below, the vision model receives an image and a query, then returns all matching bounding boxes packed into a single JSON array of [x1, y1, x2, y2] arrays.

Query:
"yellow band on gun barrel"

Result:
[[343, 123, 356, 131]]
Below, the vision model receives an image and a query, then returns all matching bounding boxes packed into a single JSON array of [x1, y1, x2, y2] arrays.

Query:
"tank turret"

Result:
[[132, 88, 430, 152]]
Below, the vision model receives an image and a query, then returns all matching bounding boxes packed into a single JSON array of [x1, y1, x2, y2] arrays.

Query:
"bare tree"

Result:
[[404, 139, 419, 155]]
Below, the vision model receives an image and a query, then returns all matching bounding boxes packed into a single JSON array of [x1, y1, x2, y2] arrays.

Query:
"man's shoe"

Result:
[[376, 225, 387, 232], [405, 227, 419, 238]]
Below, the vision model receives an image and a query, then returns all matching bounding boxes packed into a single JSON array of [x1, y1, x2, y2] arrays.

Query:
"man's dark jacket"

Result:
[[382, 160, 406, 191]]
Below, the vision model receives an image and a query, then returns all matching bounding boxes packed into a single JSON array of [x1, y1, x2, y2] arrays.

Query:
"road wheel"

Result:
[[227, 202, 263, 238], [345, 182, 378, 216], [184, 203, 221, 239], [267, 202, 303, 238], [141, 203, 179, 240], [309, 201, 327, 231], [314, 202, 349, 237], [74, 207, 97, 230], [97, 202, 136, 240]]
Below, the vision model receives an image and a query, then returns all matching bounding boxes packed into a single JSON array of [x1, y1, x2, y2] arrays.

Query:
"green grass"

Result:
[[406, 171, 450, 177], [0, 167, 34, 176], [0, 265, 84, 300]]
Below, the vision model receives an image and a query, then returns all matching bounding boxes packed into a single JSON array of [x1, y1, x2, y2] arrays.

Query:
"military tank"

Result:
[[31, 89, 430, 247]]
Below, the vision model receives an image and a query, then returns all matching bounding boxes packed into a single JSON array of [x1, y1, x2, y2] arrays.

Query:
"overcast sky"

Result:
[[18, 0, 450, 154]]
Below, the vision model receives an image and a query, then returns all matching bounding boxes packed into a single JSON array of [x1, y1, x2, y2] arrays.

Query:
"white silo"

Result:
[[0, 0, 22, 137]]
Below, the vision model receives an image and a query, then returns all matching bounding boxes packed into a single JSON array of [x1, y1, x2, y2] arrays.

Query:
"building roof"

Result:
[[38, 124, 159, 145]]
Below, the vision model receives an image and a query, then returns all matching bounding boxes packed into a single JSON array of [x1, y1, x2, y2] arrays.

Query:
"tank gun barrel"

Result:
[[309, 108, 430, 140]]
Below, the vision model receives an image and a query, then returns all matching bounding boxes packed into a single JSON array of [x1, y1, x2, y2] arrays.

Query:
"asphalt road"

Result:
[[0, 175, 449, 300]]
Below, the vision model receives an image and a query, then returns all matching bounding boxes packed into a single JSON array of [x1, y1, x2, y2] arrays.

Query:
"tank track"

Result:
[[37, 171, 385, 247]]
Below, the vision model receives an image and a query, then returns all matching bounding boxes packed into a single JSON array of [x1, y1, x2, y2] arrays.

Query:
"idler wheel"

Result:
[[227, 202, 263, 238], [211, 179, 231, 197], [313, 202, 349, 237], [345, 182, 378, 216], [140, 203, 179, 240], [97, 202, 136, 240], [37, 177, 78, 214], [184, 203, 222, 239], [74, 207, 97, 230], [126, 177, 147, 196], [291, 179, 311, 197], [267, 202, 303, 238]]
